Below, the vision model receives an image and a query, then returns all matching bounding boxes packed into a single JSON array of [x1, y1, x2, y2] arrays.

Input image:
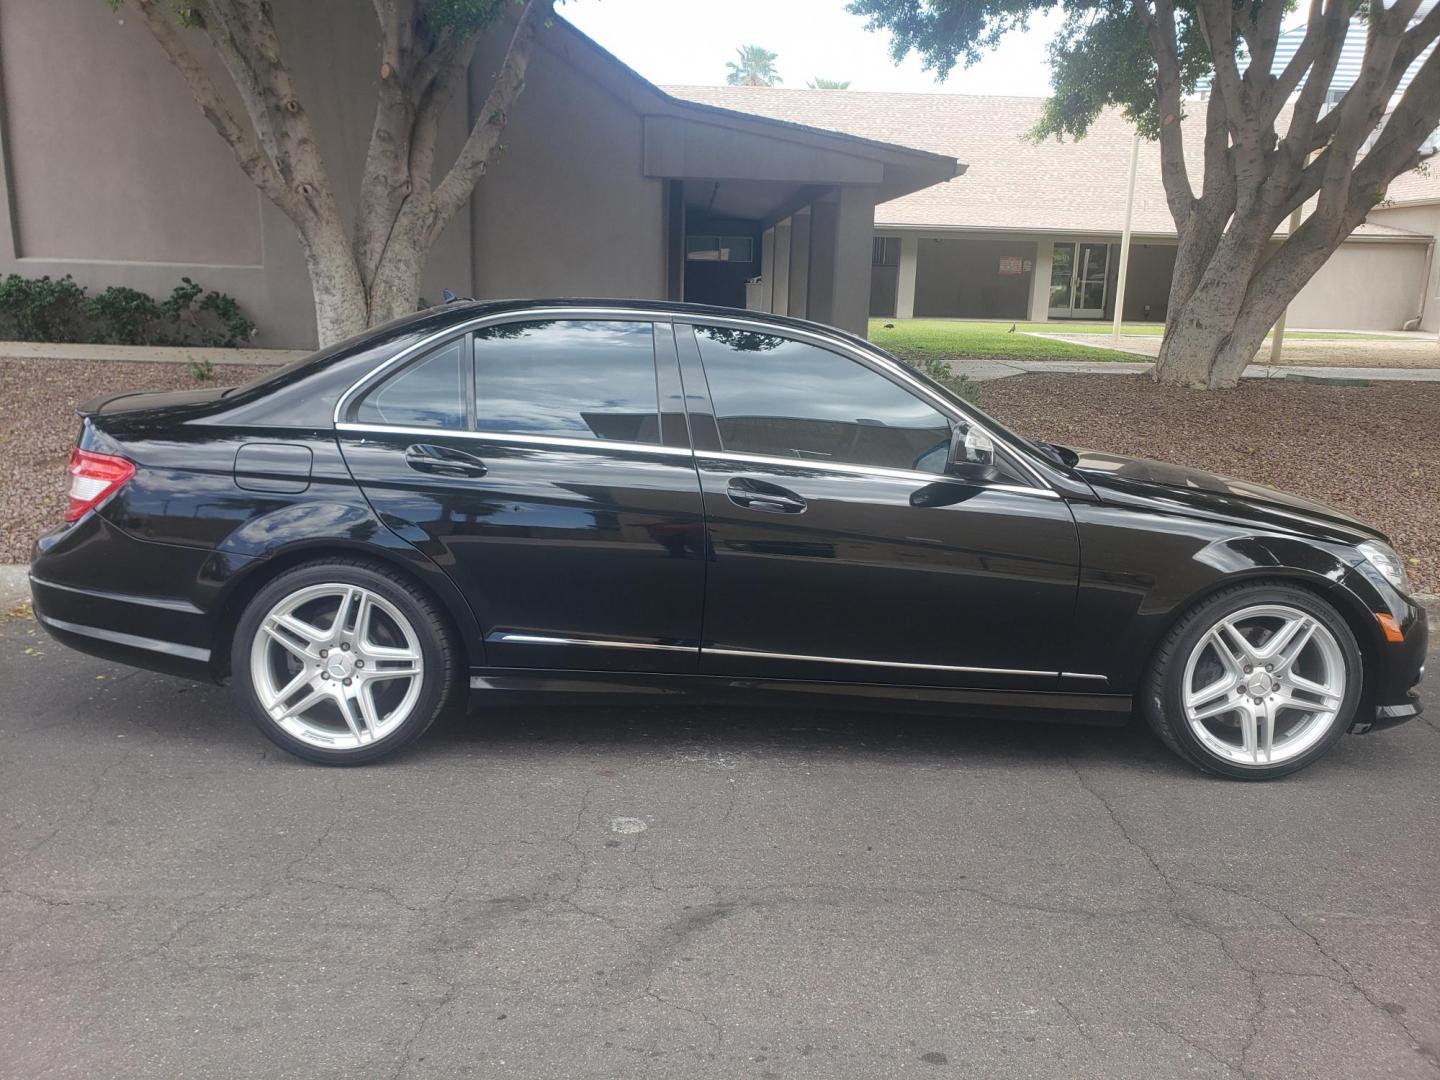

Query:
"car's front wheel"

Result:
[[231, 559, 458, 765], [1143, 582, 1362, 779]]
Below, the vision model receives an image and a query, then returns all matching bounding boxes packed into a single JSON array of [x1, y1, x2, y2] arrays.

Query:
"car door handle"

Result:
[[726, 477, 807, 514], [404, 443, 488, 478]]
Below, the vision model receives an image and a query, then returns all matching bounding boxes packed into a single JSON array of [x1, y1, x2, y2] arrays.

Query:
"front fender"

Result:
[[1069, 503, 1368, 695]]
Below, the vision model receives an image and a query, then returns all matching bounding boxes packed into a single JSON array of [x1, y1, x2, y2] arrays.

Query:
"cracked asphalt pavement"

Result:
[[2, 609, 1438, 1079]]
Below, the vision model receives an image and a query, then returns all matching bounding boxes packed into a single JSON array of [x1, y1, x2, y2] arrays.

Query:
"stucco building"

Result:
[[0, 2, 956, 349], [674, 86, 1440, 333]]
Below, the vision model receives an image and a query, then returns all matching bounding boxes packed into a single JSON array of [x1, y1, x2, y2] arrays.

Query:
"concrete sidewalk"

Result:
[[958, 356, 1440, 383]]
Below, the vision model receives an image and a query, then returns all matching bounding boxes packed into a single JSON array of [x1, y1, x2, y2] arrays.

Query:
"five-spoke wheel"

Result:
[[1145, 584, 1361, 779], [233, 560, 457, 764]]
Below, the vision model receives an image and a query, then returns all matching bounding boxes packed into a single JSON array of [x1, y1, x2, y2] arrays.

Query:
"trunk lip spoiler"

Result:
[[76, 391, 146, 417]]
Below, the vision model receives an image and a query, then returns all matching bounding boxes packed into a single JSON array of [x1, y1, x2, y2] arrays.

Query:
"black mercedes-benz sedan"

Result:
[[30, 300, 1426, 778]]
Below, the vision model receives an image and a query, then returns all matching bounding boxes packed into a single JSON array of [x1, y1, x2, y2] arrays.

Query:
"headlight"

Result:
[[1359, 541, 1410, 594]]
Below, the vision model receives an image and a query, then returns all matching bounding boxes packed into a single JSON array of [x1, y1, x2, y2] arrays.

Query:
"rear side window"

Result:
[[693, 326, 952, 472], [473, 320, 659, 444], [352, 338, 466, 429]]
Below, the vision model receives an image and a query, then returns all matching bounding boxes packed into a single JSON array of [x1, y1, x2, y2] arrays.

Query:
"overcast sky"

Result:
[[562, 0, 1064, 95]]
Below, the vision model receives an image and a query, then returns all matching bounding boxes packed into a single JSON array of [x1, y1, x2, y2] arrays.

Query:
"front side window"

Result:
[[352, 338, 466, 429], [473, 320, 660, 444], [694, 326, 953, 473]]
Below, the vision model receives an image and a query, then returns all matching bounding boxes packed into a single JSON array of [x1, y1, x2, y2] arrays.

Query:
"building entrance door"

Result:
[[1047, 242, 1110, 318]]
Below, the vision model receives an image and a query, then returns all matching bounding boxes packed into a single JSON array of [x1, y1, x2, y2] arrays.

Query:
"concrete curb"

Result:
[[0, 565, 29, 614], [0, 341, 306, 367]]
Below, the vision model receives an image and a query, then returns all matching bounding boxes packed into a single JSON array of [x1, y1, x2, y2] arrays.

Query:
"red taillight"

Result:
[[64, 448, 135, 522]]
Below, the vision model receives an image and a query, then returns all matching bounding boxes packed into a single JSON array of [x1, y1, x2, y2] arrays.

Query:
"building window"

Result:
[[872, 237, 900, 267], [686, 235, 755, 263]]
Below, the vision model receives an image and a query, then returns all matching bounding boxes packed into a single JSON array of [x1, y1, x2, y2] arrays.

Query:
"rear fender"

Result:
[[208, 499, 487, 672]]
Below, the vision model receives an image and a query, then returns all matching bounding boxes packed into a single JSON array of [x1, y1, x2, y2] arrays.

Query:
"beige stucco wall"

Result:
[[1367, 205, 1440, 332], [466, 28, 665, 303], [0, 0, 475, 349], [1287, 240, 1431, 331], [0, 0, 674, 349]]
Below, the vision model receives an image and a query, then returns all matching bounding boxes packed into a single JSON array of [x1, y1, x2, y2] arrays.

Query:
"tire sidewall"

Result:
[[232, 561, 452, 765], [1155, 585, 1363, 780]]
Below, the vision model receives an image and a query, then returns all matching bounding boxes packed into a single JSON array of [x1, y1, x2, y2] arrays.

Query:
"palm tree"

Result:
[[725, 46, 782, 87], [806, 78, 851, 89]]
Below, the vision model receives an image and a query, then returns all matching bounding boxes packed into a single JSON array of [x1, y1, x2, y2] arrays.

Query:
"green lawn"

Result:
[[868, 319, 1140, 362], [869, 318, 1397, 361]]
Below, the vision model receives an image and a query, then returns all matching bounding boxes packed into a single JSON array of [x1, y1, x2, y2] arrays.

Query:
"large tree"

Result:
[[850, 0, 1440, 388], [112, 0, 556, 347]]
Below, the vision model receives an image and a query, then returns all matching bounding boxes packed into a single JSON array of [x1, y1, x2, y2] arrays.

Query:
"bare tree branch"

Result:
[[427, 0, 555, 244], [1134, 0, 1194, 227], [126, 0, 292, 210]]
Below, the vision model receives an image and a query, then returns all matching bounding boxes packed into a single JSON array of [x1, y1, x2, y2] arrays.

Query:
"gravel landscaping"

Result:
[[2, 358, 1436, 594], [982, 373, 1439, 593], [0, 358, 268, 560]]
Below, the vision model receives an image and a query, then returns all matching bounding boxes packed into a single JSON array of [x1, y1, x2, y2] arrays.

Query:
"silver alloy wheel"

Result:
[[249, 583, 424, 751], [1181, 603, 1347, 767]]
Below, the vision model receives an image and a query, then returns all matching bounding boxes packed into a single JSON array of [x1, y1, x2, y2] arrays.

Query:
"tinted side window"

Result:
[[474, 320, 659, 444], [694, 327, 952, 472], [353, 338, 466, 429]]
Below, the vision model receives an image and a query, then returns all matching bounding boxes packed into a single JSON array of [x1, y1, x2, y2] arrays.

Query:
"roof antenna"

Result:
[[442, 288, 457, 303]]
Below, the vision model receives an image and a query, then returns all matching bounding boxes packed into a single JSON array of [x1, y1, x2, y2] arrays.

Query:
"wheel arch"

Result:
[[208, 538, 485, 680], [1144, 565, 1382, 717]]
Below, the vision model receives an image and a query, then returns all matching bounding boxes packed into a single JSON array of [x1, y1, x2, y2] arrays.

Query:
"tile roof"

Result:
[[666, 86, 1432, 240]]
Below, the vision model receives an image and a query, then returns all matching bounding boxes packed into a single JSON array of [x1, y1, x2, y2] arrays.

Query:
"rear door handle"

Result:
[[404, 443, 488, 478], [726, 477, 807, 514]]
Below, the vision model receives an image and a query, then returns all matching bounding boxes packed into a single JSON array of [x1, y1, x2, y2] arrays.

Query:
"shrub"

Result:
[[899, 352, 982, 406], [186, 356, 217, 382], [0, 274, 256, 347], [0, 274, 90, 342], [87, 286, 169, 345]]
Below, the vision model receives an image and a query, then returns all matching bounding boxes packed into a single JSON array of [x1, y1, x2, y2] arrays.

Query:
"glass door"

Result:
[[1047, 243, 1076, 317], [1073, 243, 1109, 317], [1047, 242, 1111, 318]]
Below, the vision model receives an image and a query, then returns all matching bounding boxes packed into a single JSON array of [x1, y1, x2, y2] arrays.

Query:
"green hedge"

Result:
[[0, 274, 256, 348]]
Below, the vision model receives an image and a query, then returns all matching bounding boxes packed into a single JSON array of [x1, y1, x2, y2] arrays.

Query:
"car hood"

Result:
[[1070, 449, 1386, 545]]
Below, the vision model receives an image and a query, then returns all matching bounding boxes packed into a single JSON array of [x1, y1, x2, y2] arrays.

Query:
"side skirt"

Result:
[[468, 668, 1132, 726]]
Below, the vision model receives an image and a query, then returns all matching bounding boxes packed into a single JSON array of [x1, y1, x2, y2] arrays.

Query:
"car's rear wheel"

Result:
[[1143, 583, 1362, 779], [232, 559, 458, 765]]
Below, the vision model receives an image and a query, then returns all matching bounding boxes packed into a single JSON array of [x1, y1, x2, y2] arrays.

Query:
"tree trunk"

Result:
[[303, 237, 370, 348], [1154, 291, 1277, 389]]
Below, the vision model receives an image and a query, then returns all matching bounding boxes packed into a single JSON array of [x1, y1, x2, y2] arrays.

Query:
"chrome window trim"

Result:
[[705, 645, 1054, 679], [489, 632, 698, 653], [336, 421, 694, 458], [678, 312, 1055, 492], [332, 306, 670, 426], [696, 449, 1060, 499], [331, 304, 1059, 496]]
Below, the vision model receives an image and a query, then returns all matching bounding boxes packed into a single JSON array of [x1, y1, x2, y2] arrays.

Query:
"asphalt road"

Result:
[[2, 611, 1437, 1080]]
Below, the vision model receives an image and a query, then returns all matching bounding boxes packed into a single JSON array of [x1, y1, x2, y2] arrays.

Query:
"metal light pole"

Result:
[[1112, 129, 1141, 347]]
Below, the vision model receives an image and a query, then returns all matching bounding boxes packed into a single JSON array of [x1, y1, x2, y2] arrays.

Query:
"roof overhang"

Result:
[[542, 15, 961, 211]]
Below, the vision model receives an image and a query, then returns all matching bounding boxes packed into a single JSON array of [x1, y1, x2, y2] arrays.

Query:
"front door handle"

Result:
[[726, 477, 807, 514], [404, 443, 488, 478]]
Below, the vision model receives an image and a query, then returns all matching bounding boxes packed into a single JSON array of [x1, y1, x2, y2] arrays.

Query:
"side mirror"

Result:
[[946, 424, 1003, 485]]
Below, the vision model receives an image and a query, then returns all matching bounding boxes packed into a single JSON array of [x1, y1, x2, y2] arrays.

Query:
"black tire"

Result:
[[1141, 581, 1363, 780], [231, 557, 459, 765]]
